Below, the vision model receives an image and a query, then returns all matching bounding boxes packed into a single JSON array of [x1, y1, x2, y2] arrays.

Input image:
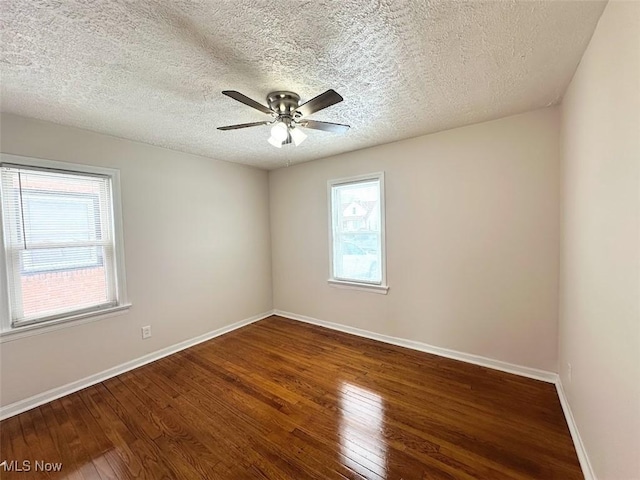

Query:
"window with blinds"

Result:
[[0, 160, 126, 328]]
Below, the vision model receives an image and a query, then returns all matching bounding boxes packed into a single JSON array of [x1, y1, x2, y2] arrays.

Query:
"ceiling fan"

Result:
[[217, 89, 350, 148]]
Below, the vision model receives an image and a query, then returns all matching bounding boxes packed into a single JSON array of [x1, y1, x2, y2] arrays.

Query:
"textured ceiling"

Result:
[[1, 1, 606, 169]]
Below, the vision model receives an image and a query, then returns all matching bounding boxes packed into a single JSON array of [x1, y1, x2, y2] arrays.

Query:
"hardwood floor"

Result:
[[0, 315, 582, 479]]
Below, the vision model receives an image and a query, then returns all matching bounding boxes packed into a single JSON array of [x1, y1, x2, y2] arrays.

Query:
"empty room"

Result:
[[0, 1, 638, 479]]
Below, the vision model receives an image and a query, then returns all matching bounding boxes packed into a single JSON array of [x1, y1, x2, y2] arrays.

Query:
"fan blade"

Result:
[[221, 91, 273, 115], [295, 89, 343, 117], [301, 120, 350, 134], [217, 121, 271, 131]]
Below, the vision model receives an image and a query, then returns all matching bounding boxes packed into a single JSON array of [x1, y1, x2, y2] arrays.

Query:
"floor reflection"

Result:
[[339, 382, 388, 478]]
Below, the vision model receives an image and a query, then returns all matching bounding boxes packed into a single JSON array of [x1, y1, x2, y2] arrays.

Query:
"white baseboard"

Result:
[[0, 310, 274, 420], [555, 378, 596, 480], [273, 309, 558, 383]]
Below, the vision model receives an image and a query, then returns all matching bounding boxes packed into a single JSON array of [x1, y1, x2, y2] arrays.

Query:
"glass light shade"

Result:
[[267, 136, 283, 148], [271, 122, 289, 142], [289, 127, 307, 146]]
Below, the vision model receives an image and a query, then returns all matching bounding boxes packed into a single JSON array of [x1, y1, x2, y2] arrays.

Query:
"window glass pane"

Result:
[[332, 179, 382, 283], [20, 247, 109, 319]]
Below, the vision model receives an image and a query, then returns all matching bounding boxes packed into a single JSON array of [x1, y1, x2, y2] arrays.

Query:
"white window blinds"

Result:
[[1, 164, 118, 326]]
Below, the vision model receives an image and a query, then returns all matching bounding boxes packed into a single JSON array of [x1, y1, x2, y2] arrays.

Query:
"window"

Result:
[[0, 154, 129, 333], [329, 172, 387, 293]]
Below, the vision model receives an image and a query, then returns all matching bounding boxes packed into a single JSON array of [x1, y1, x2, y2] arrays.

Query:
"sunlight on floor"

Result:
[[339, 382, 387, 478]]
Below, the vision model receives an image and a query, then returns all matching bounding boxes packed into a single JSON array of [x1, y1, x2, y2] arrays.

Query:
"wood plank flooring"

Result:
[[0, 315, 582, 479]]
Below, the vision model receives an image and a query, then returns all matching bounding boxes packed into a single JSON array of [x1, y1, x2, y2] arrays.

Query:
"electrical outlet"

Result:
[[142, 325, 152, 339], [567, 362, 572, 383]]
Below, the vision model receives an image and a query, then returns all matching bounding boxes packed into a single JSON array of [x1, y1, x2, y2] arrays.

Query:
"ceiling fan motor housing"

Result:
[[267, 91, 301, 121]]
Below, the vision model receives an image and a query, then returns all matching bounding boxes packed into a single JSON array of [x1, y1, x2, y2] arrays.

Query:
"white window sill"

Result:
[[328, 279, 389, 294], [0, 304, 132, 343]]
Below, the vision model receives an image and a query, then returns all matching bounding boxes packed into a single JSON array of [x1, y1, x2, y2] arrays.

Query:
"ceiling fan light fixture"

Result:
[[267, 136, 283, 148], [289, 127, 307, 146], [270, 122, 289, 142]]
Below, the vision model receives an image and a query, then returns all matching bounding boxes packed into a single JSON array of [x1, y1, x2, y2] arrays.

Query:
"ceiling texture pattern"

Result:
[[1, 0, 606, 169]]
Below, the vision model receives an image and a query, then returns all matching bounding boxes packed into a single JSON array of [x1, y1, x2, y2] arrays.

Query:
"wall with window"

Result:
[[270, 107, 560, 371], [559, 1, 640, 477], [0, 113, 273, 406]]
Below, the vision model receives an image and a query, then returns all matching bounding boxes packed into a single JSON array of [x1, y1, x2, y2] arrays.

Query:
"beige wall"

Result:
[[270, 107, 561, 372], [559, 1, 640, 478], [0, 113, 273, 406]]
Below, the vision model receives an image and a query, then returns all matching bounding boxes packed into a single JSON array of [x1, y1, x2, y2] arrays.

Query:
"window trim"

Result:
[[0, 153, 130, 336], [327, 172, 388, 294]]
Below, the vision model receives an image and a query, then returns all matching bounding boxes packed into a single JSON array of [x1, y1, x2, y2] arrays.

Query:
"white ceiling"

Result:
[[1, 1, 606, 169]]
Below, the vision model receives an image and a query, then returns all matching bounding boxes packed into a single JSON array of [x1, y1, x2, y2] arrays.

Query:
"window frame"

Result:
[[327, 172, 388, 294], [0, 153, 130, 339]]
